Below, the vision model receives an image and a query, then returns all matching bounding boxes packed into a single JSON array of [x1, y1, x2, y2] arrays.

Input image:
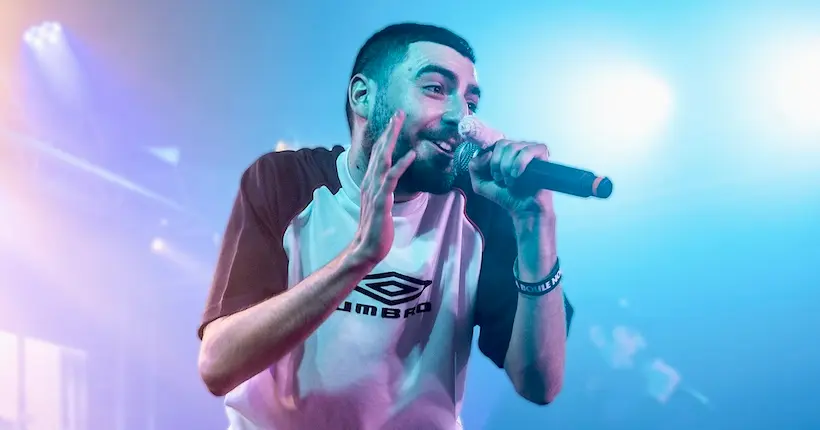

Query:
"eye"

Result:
[[424, 84, 444, 94], [467, 101, 478, 112]]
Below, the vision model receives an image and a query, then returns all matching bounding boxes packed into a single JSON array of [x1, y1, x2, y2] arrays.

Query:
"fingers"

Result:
[[489, 141, 508, 185], [506, 143, 548, 183], [468, 150, 491, 176], [371, 111, 405, 172], [490, 141, 550, 187], [363, 110, 413, 193], [385, 149, 417, 188]]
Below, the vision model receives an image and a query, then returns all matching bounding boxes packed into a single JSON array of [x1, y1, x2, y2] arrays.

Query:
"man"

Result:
[[197, 22, 574, 430]]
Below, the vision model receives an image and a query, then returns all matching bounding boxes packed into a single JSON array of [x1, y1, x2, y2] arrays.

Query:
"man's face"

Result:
[[364, 41, 481, 195]]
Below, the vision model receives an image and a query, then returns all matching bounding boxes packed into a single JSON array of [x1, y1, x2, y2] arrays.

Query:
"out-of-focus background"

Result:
[[1, 1, 819, 429]]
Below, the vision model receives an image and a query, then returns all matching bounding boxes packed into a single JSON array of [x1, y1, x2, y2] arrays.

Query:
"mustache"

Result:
[[419, 128, 462, 144]]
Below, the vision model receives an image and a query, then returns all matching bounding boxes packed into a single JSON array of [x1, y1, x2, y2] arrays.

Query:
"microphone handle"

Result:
[[520, 160, 612, 198], [472, 144, 613, 199]]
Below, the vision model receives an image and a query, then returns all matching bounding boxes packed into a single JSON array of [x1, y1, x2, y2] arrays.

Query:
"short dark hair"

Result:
[[345, 23, 476, 134]]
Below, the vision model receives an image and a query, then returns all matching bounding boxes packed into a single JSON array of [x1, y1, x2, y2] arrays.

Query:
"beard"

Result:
[[363, 93, 457, 196]]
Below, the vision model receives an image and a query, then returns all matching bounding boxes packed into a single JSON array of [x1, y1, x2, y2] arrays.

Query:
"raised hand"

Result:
[[352, 111, 416, 264]]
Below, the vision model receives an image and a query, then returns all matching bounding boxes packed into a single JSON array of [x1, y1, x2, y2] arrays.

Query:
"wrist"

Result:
[[344, 242, 381, 274], [511, 210, 555, 233], [512, 212, 557, 252], [514, 258, 562, 297], [512, 212, 558, 282]]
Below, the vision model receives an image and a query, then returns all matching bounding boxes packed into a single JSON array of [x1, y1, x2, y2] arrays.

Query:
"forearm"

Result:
[[199, 244, 375, 396], [504, 214, 567, 404]]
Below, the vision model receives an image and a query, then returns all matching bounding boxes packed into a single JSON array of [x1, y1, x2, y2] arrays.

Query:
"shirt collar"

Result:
[[337, 148, 428, 216]]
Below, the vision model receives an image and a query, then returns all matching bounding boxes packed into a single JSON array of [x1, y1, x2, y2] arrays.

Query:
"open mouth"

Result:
[[431, 141, 454, 154]]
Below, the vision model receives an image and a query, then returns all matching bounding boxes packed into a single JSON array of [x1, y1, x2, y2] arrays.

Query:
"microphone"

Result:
[[456, 116, 613, 199]]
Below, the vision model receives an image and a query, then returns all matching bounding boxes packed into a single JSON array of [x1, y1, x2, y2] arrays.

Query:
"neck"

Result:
[[348, 132, 421, 203], [394, 187, 422, 203]]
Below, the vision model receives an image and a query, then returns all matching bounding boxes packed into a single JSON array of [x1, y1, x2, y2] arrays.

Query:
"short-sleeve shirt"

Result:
[[199, 147, 574, 430]]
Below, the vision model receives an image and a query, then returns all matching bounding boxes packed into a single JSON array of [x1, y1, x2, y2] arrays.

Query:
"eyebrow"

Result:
[[415, 64, 482, 98]]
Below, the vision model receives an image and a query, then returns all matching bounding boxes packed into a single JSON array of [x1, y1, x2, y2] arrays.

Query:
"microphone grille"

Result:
[[453, 140, 482, 177], [458, 115, 505, 147], [455, 115, 502, 177], [458, 115, 479, 139]]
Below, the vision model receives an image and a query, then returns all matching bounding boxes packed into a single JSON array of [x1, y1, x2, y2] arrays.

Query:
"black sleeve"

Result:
[[198, 155, 289, 339], [467, 192, 575, 369], [198, 146, 345, 339]]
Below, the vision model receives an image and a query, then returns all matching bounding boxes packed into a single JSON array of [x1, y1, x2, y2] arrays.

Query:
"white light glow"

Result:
[[0, 332, 19, 422], [147, 146, 181, 166], [23, 22, 63, 49], [728, 19, 820, 178], [150, 238, 166, 253], [563, 63, 675, 146], [763, 35, 820, 139]]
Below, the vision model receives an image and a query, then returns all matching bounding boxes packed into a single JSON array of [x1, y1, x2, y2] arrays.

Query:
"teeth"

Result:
[[438, 142, 452, 151]]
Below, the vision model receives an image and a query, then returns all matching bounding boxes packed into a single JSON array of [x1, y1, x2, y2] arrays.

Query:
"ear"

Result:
[[348, 73, 374, 121]]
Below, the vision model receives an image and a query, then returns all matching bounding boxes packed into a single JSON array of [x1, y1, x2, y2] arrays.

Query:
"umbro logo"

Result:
[[336, 271, 434, 320], [354, 272, 433, 306]]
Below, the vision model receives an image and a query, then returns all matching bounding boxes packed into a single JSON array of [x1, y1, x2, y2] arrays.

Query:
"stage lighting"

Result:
[[766, 36, 820, 138], [23, 22, 63, 48], [150, 238, 166, 253], [147, 146, 181, 167], [565, 63, 675, 145], [275, 141, 289, 152], [742, 26, 820, 144]]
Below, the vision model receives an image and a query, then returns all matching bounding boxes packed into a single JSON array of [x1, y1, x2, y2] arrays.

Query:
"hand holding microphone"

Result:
[[456, 116, 613, 199]]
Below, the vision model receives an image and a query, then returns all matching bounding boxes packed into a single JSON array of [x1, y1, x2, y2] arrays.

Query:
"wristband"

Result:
[[514, 258, 562, 296]]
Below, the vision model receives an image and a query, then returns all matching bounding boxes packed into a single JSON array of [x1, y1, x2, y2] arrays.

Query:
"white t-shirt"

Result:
[[199, 147, 573, 430]]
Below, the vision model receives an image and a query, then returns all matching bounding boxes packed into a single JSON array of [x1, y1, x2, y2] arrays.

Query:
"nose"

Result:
[[441, 95, 469, 127]]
